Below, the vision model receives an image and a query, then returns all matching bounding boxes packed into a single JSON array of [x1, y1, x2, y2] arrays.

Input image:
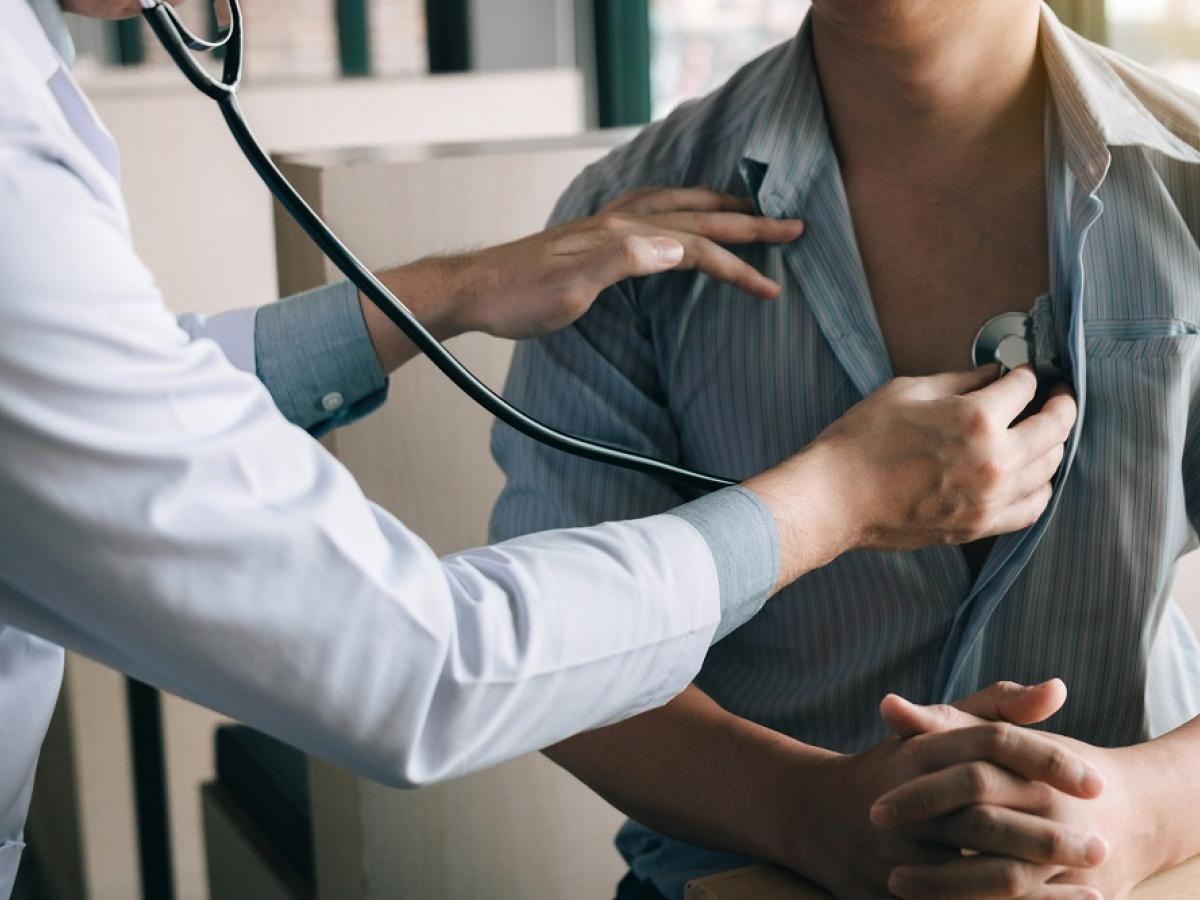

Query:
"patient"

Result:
[[491, 1, 1200, 897]]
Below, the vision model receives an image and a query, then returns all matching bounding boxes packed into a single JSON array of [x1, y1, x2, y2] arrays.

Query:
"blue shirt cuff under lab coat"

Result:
[[668, 486, 779, 642], [255, 281, 389, 438]]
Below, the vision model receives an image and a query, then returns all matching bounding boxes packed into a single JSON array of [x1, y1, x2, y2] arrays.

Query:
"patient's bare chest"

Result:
[[845, 172, 1049, 379]]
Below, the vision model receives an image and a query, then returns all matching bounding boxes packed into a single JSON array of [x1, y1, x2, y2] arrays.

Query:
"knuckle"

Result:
[[598, 213, 626, 233], [1042, 745, 1071, 781], [961, 402, 995, 440], [960, 502, 994, 538], [989, 680, 1021, 698], [1032, 780, 1057, 811], [999, 864, 1028, 896], [967, 806, 1000, 846], [962, 762, 993, 801], [1040, 825, 1065, 861], [930, 703, 958, 724], [983, 722, 1014, 755], [974, 456, 1006, 490], [617, 234, 645, 267]]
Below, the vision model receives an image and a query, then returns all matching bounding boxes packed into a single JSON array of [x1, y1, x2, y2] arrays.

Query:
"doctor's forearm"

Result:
[[360, 255, 477, 373]]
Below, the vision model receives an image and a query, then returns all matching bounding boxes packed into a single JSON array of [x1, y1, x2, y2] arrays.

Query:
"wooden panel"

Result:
[[273, 132, 638, 900], [686, 856, 1200, 900], [201, 784, 310, 900]]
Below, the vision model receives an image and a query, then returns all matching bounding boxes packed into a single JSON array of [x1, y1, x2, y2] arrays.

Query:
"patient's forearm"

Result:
[[546, 685, 833, 864], [1139, 715, 1200, 872]]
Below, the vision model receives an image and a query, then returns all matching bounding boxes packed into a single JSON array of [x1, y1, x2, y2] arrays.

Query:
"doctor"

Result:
[[0, 0, 1078, 889]]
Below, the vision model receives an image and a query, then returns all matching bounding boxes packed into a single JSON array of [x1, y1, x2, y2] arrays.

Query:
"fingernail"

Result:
[[870, 800, 896, 827], [1079, 766, 1106, 795], [1083, 833, 1109, 866], [652, 238, 684, 264], [888, 871, 915, 897]]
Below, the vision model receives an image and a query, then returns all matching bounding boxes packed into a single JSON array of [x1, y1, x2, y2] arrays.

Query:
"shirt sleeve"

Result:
[[490, 168, 779, 642], [176, 281, 388, 438], [0, 140, 727, 787]]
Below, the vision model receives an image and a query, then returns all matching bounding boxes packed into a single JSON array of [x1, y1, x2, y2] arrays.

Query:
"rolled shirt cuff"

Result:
[[255, 281, 389, 437], [666, 486, 779, 643]]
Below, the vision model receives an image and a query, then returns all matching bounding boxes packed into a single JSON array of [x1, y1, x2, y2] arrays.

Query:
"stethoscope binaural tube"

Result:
[[139, 0, 736, 493]]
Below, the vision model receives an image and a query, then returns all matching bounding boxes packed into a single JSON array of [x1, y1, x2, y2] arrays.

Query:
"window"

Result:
[[650, 0, 809, 119], [1107, 0, 1200, 92]]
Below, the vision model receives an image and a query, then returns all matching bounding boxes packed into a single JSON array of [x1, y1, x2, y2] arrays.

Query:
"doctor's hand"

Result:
[[774, 681, 1107, 900], [362, 187, 804, 371], [744, 367, 1076, 590], [873, 690, 1170, 900]]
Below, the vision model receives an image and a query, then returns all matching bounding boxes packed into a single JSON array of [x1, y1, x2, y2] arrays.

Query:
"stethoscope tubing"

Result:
[[141, 0, 735, 493]]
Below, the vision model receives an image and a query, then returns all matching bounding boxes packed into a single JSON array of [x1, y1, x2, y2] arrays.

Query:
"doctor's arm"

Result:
[[179, 187, 808, 440], [0, 142, 1039, 788]]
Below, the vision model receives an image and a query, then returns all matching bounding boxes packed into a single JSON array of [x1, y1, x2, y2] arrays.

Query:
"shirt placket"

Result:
[[934, 153, 1109, 702]]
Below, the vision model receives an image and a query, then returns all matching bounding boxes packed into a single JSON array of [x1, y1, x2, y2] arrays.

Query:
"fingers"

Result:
[[889, 857, 1100, 900], [873, 761, 1053, 827], [1021, 887, 1105, 900], [951, 679, 1067, 726], [914, 805, 1108, 868], [871, 729, 1104, 828], [903, 366, 1001, 400], [591, 234, 688, 285], [879, 681, 1066, 739], [1007, 442, 1067, 499], [666, 231, 782, 298], [645, 211, 805, 245], [881, 694, 984, 739], [967, 366, 1040, 424], [979, 482, 1054, 535], [1008, 389, 1078, 466], [602, 187, 757, 215]]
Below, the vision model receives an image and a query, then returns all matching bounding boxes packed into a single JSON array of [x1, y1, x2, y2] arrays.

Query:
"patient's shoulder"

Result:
[[550, 39, 796, 225], [1083, 38, 1200, 153]]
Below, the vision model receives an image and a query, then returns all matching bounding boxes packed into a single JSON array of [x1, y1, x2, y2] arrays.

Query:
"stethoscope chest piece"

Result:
[[972, 312, 1033, 374]]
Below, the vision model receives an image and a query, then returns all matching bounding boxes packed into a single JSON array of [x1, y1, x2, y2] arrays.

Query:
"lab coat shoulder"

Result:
[[0, 134, 158, 322]]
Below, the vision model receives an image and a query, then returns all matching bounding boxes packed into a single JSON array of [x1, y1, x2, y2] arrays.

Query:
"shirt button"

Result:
[[321, 392, 345, 412]]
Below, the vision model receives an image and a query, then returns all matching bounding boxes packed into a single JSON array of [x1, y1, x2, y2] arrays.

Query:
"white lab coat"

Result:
[[0, 1, 725, 888]]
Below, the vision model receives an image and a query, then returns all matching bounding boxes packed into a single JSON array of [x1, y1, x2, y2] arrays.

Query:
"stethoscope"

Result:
[[140, 0, 1051, 492]]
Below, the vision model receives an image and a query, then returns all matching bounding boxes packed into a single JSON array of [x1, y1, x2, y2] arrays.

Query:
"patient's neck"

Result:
[[811, 0, 1046, 183]]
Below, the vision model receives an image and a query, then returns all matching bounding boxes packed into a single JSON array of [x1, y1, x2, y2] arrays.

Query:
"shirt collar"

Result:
[[21, 0, 75, 73], [739, 16, 830, 216], [1039, 4, 1200, 189], [740, 6, 1200, 206]]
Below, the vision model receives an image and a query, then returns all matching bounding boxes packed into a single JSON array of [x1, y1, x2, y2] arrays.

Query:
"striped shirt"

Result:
[[491, 6, 1200, 896]]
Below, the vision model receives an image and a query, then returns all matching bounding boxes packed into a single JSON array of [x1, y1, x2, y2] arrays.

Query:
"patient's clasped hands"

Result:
[[782, 681, 1162, 900]]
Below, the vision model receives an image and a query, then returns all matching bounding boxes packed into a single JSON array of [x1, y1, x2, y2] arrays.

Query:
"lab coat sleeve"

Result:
[[0, 142, 723, 787]]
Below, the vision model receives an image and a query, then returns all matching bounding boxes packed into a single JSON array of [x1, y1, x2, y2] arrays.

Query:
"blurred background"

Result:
[[30, 2, 1200, 900]]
